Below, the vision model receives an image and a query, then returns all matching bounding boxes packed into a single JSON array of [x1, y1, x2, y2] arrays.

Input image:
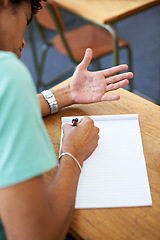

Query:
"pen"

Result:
[[72, 118, 79, 126]]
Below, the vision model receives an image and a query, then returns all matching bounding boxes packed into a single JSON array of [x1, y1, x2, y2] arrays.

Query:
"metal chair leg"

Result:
[[42, 65, 76, 88], [28, 23, 38, 72], [36, 43, 76, 90], [92, 59, 101, 71], [36, 44, 49, 90], [125, 45, 133, 92]]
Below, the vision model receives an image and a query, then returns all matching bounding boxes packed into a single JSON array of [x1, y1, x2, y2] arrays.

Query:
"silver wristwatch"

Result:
[[41, 90, 58, 114]]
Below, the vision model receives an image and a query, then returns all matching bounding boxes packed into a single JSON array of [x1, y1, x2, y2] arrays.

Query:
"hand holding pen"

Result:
[[61, 117, 99, 167]]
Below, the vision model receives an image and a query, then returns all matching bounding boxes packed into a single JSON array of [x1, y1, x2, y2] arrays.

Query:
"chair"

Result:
[[30, 0, 133, 91]]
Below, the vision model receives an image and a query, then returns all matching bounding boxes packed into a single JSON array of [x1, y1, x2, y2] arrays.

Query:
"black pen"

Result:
[[72, 118, 79, 126]]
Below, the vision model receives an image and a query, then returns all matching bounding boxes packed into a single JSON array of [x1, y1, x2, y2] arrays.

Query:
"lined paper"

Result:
[[60, 114, 152, 209]]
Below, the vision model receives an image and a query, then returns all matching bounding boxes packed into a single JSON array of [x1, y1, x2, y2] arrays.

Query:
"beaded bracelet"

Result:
[[59, 152, 82, 172]]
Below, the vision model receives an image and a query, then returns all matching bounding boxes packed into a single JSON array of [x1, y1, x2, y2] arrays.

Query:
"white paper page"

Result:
[[60, 114, 152, 209]]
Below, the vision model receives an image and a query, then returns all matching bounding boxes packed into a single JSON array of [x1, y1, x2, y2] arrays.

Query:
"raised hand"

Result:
[[70, 48, 133, 104]]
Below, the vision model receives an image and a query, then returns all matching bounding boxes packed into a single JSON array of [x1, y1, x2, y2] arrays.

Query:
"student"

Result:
[[0, 0, 133, 239]]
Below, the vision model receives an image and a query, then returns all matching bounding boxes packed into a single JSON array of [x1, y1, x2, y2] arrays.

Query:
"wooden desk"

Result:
[[53, 0, 159, 24], [53, 0, 159, 68], [43, 79, 160, 240]]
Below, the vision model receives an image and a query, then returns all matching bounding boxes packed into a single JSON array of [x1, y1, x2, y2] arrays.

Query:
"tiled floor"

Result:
[[21, 5, 160, 104]]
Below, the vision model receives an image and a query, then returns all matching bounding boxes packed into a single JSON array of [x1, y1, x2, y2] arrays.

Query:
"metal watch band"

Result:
[[41, 90, 58, 114]]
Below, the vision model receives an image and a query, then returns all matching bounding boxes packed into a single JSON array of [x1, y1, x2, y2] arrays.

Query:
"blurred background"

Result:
[[21, 4, 160, 104]]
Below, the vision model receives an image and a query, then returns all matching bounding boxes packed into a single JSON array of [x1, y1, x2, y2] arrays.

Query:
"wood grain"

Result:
[[53, 0, 159, 24], [44, 79, 160, 240]]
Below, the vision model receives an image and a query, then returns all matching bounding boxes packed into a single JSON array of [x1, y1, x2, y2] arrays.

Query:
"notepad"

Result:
[[60, 114, 152, 209]]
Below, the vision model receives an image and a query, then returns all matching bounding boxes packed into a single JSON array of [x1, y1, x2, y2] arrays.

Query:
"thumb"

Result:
[[78, 48, 93, 70]]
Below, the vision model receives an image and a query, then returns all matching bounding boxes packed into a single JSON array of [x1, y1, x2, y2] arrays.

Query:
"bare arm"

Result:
[[37, 83, 73, 117], [38, 48, 133, 117], [0, 117, 99, 240], [0, 161, 79, 240], [0, 48, 133, 239]]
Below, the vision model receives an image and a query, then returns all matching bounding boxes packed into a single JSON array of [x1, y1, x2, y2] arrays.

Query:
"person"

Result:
[[0, 0, 133, 239]]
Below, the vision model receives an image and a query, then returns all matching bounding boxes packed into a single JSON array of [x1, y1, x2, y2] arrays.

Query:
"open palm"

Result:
[[70, 48, 133, 104]]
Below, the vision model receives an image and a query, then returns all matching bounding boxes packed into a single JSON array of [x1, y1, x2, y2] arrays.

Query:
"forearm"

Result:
[[47, 155, 81, 239], [0, 156, 81, 240], [37, 83, 73, 117], [0, 118, 98, 240]]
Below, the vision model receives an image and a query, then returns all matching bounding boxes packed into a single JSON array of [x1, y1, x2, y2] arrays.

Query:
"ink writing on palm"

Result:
[[70, 48, 133, 104]]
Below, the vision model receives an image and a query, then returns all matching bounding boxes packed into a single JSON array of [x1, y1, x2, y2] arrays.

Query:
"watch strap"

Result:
[[41, 90, 58, 114]]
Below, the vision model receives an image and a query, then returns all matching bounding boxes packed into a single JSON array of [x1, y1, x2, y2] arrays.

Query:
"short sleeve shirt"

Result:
[[0, 51, 57, 239]]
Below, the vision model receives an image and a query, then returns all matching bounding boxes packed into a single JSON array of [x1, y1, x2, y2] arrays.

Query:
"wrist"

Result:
[[61, 147, 84, 168], [49, 83, 74, 109], [41, 90, 58, 114], [59, 152, 82, 173]]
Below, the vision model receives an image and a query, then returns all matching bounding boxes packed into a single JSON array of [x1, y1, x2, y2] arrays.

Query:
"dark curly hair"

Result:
[[11, 0, 46, 14]]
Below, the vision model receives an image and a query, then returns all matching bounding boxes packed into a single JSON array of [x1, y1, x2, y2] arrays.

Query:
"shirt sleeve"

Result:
[[0, 55, 57, 188]]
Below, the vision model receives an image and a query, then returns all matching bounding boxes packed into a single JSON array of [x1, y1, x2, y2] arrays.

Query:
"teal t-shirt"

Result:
[[0, 51, 57, 239]]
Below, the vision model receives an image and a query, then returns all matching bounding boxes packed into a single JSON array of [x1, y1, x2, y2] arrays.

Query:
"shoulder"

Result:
[[0, 52, 57, 188], [0, 51, 30, 76], [0, 51, 37, 112], [0, 51, 35, 96]]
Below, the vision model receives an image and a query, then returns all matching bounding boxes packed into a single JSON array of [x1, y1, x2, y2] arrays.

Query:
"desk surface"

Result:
[[43, 79, 160, 240], [53, 0, 159, 24]]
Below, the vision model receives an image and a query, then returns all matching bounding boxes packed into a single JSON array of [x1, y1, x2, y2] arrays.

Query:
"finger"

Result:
[[101, 94, 120, 101], [101, 64, 129, 78], [79, 116, 94, 126], [82, 118, 100, 135], [78, 48, 93, 70], [79, 117, 100, 135], [62, 123, 72, 131], [106, 79, 129, 92], [88, 133, 100, 150], [106, 72, 133, 85]]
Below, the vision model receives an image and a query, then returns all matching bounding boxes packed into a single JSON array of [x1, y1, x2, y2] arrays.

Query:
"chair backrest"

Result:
[[35, 0, 66, 31], [34, 0, 78, 64]]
